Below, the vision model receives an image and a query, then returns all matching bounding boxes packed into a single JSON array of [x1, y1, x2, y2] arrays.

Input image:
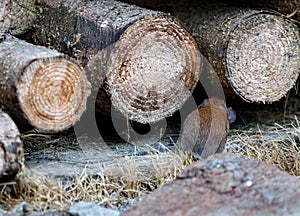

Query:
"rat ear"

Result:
[[200, 99, 209, 107], [227, 107, 236, 124]]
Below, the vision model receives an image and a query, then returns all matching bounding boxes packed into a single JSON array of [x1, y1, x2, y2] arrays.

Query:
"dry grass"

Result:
[[226, 116, 300, 176], [1, 114, 300, 212], [0, 142, 192, 211]]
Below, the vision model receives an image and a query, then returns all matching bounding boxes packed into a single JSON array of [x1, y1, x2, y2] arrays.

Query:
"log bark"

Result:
[[251, 0, 299, 21], [0, 36, 90, 132], [0, 0, 37, 37], [172, 4, 300, 103], [33, 0, 161, 65], [0, 110, 23, 182], [120, 0, 300, 21], [34, 0, 201, 123], [219, 0, 300, 21], [0, 0, 10, 40], [119, 0, 171, 9]]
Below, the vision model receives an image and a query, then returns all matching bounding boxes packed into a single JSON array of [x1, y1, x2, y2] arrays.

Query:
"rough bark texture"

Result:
[[221, 0, 300, 21], [34, 0, 201, 124], [34, 0, 159, 65], [123, 153, 300, 216], [0, 111, 23, 182], [0, 0, 10, 40], [172, 4, 300, 103], [119, 0, 170, 9], [0, 36, 90, 132], [180, 97, 233, 159], [0, 0, 36, 37], [119, 0, 300, 21]]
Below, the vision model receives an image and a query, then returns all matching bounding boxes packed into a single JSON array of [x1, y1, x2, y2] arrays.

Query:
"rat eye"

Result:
[[219, 102, 227, 111]]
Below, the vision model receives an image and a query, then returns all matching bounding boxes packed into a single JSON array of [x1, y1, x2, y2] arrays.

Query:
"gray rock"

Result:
[[0, 206, 68, 216], [0, 208, 12, 216], [69, 202, 120, 216], [122, 153, 300, 216]]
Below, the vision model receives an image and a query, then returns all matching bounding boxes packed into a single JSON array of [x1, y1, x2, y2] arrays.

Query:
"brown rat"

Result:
[[180, 97, 235, 159]]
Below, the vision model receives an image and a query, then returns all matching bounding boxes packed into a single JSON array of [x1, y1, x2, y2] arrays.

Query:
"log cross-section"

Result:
[[173, 5, 300, 103], [0, 36, 90, 132], [106, 14, 201, 123]]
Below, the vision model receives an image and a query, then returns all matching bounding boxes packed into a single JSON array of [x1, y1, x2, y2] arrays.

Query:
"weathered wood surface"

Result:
[[34, 0, 201, 124], [172, 4, 300, 103], [24, 136, 180, 181], [0, 36, 90, 132], [0, 0, 36, 37], [0, 111, 23, 182]]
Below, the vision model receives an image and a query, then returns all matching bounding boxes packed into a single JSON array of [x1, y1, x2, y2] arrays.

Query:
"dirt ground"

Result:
[[24, 91, 300, 177], [0, 92, 299, 214]]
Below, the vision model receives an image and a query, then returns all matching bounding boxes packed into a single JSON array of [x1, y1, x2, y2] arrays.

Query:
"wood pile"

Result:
[[0, 0, 299, 181], [119, 0, 300, 102], [32, 0, 201, 123]]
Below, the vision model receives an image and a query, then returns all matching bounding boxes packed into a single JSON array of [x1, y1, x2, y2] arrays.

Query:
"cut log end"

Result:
[[107, 14, 201, 123], [225, 13, 300, 103], [0, 111, 23, 182], [17, 57, 90, 132]]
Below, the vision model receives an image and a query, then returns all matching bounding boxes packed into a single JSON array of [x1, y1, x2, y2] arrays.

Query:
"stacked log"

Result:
[[0, 0, 10, 40], [119, 0, 171, 9], [0, 36, 90, 132], [34, 0, 201, 124], [252, 1, 299, 20], [0, 0, 37, 37], [172, 4, 300, 103], [0, 111, 23, 182], [120, 0, 299, 21], [221, 0, 300, 21]]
